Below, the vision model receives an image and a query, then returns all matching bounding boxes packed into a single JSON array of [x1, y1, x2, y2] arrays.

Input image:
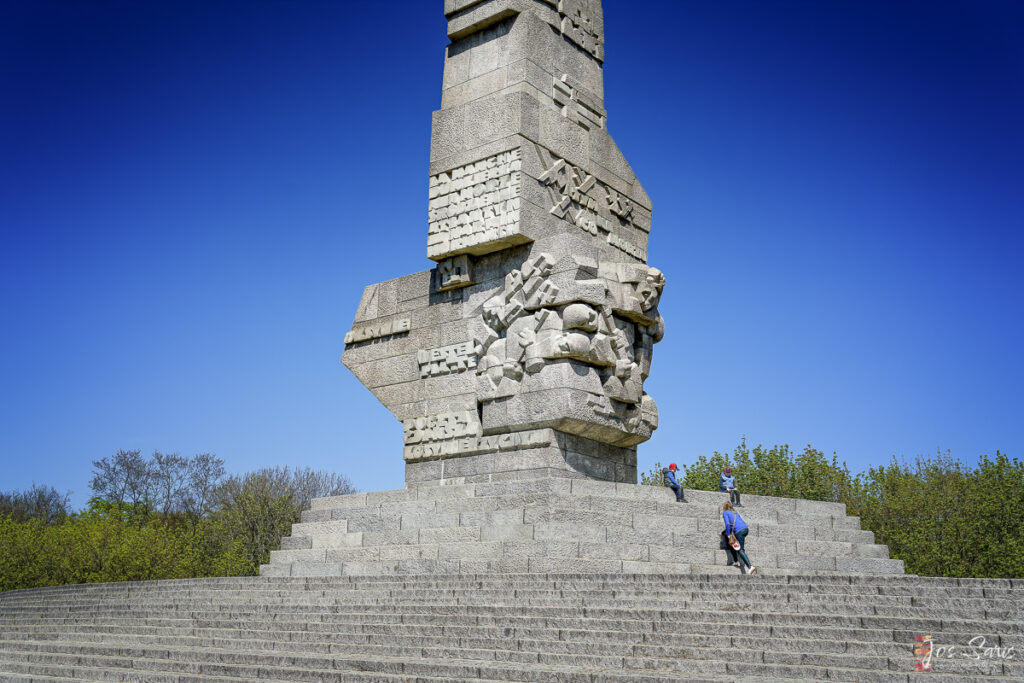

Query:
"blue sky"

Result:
[[1, 1, 1021, 507]]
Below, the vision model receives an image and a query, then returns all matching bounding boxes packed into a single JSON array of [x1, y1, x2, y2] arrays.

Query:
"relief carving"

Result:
[[417, 341, 478, 378], [404, 428, 552, 462], [552, 74, 605, 130], [436, 255, 474, 291], [427, 149, 523, 259], [403, 410, 481, 445], [538, 153, 648, 260], [558, 0, 603, 61], [344, 317, 411, 345], [473, 252, 665, 440]]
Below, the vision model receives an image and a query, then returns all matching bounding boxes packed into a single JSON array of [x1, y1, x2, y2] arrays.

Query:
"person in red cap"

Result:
[[662, 463, 685, 502]]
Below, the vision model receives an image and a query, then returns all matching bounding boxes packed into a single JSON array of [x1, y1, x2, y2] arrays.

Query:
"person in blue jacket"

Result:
[[722, 501, 755, 574], [662, 463, 684, 502], [720, 466, 741, 506]]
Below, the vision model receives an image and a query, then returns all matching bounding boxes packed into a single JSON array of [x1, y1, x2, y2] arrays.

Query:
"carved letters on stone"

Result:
[[436, 255, 474, 291], [417, 341, 478, 378], [344, 317, 411, 345], [427, 149, 523, 259], [403, 410, 482, 445], [606, 233, 646, 261], [403, 428, 552, 462]]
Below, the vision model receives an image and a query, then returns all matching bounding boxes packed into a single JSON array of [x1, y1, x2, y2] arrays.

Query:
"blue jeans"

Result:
[[665, 482, 684, 501]]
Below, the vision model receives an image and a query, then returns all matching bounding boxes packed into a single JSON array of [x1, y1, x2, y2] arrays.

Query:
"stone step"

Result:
[[310, 479, 850, 519], [0, 644, 721, 682], [0, 656, 505, 683], [1, 575, 1013, 598], [279, 530, 889, 567], [264, 554, 906, 577], [0, 671, 414, 683], [6, 580, 1014, 606], [6, 585, 1014, 610], [300, 492, 858, 529], [269, 536, 885, 564], [3, 606, 1016, 632], [0, 637, 1018, 682], [2, 602, 1014, 624], [8, 577, 1018, 612], [0, 626, 930, 661], [16, 569, 992, 593], [289, 513, 876, 546], [4, 603, 1021, 639], [2, 573, 1021, 682], [273, 480, 893, 578], [3, 615, 1017, 657]]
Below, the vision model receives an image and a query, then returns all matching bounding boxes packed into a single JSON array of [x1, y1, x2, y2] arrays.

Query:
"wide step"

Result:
[[2, 573, 1022, 681]]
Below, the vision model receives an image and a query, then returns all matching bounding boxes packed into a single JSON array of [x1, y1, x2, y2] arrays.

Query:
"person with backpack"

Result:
[[720, 466, 741, 506], [662, 463, 684, 502], [722, 501, 755, 575]]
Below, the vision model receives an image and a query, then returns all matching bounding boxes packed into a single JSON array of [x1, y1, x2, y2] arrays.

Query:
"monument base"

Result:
[[404, 429, 637, 486], [262, 477, 904, 578]]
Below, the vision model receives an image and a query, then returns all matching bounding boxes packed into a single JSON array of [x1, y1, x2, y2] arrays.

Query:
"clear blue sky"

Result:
[[2, 1, 1021, 507]]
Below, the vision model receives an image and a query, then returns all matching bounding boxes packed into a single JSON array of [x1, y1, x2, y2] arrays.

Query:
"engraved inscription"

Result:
[[404, 428, 552, 462], [427, 149, 523, 259], [436, 255, 474, 291], [417, 341, 478, 378], [403, 410, 482, 445], [344, 317, 411, 345]]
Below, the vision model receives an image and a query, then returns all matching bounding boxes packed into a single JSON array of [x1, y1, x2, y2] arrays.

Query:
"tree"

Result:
[[213, 466, 355, 573], [90, 449, 154, 508], [182, 453, 226, 527], [0, 484, 71, 524], [1, 456, 357, 591], [151, 451, 190, 516]]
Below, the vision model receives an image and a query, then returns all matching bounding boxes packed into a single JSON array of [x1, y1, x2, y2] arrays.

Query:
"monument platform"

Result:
[[259, 479, 904, 578], [2, 569, 1022, 681]]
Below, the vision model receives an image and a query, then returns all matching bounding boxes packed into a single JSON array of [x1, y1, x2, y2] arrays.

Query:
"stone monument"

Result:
[[261, 0, 905, 581], [342, 0, 664, 486]]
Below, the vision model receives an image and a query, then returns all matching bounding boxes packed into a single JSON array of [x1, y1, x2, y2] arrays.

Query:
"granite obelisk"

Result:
[[341, 0, 665, 486]]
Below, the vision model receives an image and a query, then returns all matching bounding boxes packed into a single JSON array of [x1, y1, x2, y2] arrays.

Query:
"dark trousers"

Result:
[[666, 482, 684, 502], [734, 528, 751, 568], [721, 531, 737, 565], [723, 528, 752, 568], [727, 488, 741, 505]]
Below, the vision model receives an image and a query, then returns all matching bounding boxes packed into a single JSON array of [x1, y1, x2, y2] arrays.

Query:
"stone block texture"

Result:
[[342, 0, 666, 486], [262, 480, 907, 580], [3, 569, 1022, 682]]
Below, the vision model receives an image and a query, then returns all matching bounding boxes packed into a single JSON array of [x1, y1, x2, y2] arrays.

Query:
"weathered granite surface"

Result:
[[342, 0, 665, 486]]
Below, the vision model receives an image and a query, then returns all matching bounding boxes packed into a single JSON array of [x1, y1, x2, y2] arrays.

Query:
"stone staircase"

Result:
[[261, 479, 904, 577], [2, 482, 1021, 681], [0, 572, 1022, 681]]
